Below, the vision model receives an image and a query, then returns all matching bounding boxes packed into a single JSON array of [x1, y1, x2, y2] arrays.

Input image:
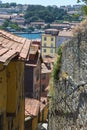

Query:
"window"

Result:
[[51, 37, 54, 41], [44, 37, 47, 41], [47, 63, 51, 69], [42, 74, 46, 80], [0, 114, 3, 130], [43, 49, 46, 53], [47, 63, 50, 67], [42, 84, 45, 92]]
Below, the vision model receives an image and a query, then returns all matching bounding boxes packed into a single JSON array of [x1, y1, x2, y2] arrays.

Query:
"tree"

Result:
[[3, 20, 9, 27], [24, 5, 67, 23], [77, 0, 87, 4], [77, 0, 87, 14], [10, 3, 17, 7]]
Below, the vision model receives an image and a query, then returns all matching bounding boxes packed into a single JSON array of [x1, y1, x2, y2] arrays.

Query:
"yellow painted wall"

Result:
[[41, 34, 56, 57], [0, 64, 7, 111], [40, 111, 43, 122], [6, 62, 17, 114], [39, 105, 48, 122], [43, 106, 48, 121], [42, 48, 55, 56], [0, 63, 8, 130], [32, 116, 38, 130], [42, 35, 56, 47], [0, 61, 24, 130]]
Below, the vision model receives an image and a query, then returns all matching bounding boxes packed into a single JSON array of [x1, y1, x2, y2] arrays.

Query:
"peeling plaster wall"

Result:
[[49, 33, 87, 130]]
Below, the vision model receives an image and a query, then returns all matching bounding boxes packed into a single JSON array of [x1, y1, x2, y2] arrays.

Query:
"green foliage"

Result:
[[0, 2, 17, 8], [9, 23, 21, 31], [44, 24, 50, 29], [25, 4, 81, 23], [77, 0, 87, 4], [52, 46, 62, 82], [24, 5, 67, 23], [28, 26, 34, 31], [9, 3, 17, 7], [0, 26, 5, 30], [36, 25, 41, 30], [72, 14, 80, 21], [49, 46, 62, 119], [83, 5, 87, 14], [57, 46, 62, 55], [52, 55, 61, 81], [64, 14, 80, 21], [77, 0, 87, 15], [1, 20, 21, 31], [0, 3, 9, 8], [3, 19, 9, 27]]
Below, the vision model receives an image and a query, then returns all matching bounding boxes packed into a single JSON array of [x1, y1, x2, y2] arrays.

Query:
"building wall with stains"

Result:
[[0, 61, 24, 130], [49, 22, 87, 130]]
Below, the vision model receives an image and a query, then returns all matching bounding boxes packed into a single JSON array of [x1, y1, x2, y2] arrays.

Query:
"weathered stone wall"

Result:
[[49, 22, 87, 130]]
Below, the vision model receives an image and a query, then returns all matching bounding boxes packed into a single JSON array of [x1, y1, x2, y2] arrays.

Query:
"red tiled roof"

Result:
[[25, 98, 40, 117], [25, 98, 48, 116], [0, 30, 31, 64]]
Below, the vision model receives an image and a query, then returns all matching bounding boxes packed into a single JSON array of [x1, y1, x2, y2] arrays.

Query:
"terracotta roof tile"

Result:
[[19, 39, 30, 59], [0, 30, 31, 64], [25, 98, 40, 117], [0, 50, 18, 65], [25, 98, 48, 116], [0, 48, 8, 56]]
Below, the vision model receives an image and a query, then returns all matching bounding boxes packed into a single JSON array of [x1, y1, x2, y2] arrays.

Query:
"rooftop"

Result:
[[41, 63, 52, 74], [25, 98, 40, 117], [0, 30, 31, 65], [59, 29, 73, 37], [25, 97, 48, 117], [45, 28, 59, 35]]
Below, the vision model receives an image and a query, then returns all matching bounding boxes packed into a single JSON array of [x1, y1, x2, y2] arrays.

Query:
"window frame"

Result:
[[44, 37, 47, 41]]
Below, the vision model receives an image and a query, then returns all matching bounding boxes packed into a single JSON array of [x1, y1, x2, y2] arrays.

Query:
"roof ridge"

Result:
[[0, 31, 23, 44]]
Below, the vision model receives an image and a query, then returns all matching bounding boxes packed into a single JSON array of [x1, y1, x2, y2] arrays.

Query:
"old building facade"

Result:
[[41, 29, 59, 57], [0, 30, 31, 130]]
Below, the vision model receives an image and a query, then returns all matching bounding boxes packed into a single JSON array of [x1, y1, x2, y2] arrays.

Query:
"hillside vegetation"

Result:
[[24, 5, 68, 23]]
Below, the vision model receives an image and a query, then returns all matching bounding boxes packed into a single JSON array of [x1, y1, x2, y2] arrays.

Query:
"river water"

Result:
[[15, 33, 42, 39]]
